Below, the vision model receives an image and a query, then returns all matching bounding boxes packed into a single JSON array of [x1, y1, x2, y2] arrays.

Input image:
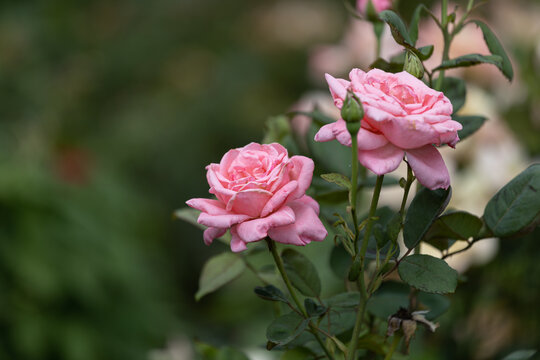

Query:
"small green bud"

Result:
[[341, 90, 364, 125], [404, 51, 425, 79]]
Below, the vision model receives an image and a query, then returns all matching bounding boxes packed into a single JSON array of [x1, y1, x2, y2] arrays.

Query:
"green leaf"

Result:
[[329, 243, 352, 278], [324, 292, 361, 308], [254, 285, 289, 303], [433, 54, 503, 72], [454, 115, 487, 141], [280, 348, 314, 360], [195, 253, 246, 301], [304, 298, 326, 318], [417, 292, 450, 320], [403, 187, 451, 249], [321, 173, 351, 190], [437, 77, 466, 114], [282, 249, 322, 297], [470, 20, 514, 81], [379, 10, 414, 47], [398, 254, 458, 294], [266, 312, 309, 346], [370, 58, 405, 73], [409, 4, 424, 45], [216, 347, 250, 360], [416, 45, 434, 61], [424, 211, 483, 243], [502, 350, 537, 360], [262, 115, 291, 144], [484, 164, 540, 237]]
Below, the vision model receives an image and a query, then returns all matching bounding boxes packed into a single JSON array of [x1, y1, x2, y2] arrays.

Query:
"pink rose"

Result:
[[357, 0, 392, 14], [186, 143, 327, 252], [315, 69, 462, 189]]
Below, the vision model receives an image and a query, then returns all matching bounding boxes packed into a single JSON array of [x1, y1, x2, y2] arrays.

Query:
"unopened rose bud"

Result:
[[404, 51, 425, 79], [341, 91, 363, 135]]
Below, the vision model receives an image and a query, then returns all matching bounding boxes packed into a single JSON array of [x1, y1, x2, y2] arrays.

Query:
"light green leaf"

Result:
[[403, 187, 451, 249], [321, 173, 351, 190], [484, 164, 540, 237], [195, 253, 246, 301], [398, 254, 458, 294], [266, 312, 309, 346], [282, 249, 321, 297], [470, 20, 514, 81], [502, 350, 537, 360]]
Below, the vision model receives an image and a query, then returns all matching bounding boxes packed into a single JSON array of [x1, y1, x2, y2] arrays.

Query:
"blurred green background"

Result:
[[0, 0, 538, 359]]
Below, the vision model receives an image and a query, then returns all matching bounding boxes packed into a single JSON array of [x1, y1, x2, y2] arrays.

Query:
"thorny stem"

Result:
[[347, 175, 384, 360], [266, 239, 334, 359]]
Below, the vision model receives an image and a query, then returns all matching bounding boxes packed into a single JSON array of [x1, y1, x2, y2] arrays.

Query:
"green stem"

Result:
[[435, 0, 451, 91], [383, 335, 402, 360], [346, 175, 384, 360], [351, 134, 360, 252], [266, 239, 334, 359]]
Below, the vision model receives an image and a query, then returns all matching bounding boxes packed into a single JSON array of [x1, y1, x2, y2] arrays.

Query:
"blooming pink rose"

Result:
[[357, 0, 392, 14], [186, 143, 327, 252], [315, 69, 462, 189]]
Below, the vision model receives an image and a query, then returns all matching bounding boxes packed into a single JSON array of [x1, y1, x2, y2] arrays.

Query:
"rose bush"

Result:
[[186, 142, 327, 252], [357, 0, 392, 14], [315, 68, 462, 189]]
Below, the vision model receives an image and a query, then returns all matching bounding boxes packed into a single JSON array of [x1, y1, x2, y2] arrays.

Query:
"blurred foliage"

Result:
[[0, 0, 538, 359]]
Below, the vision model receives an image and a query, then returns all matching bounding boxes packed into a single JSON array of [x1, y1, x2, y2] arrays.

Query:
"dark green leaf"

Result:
[[329, 243, 351, 278], [409, 4, 424, 45], [282, 249, 322, 297], [484, 164, 540, 237], [281, 348, 314, 360], [324, 292, 361, 308], [266, 312, 309, 346], [433, 54, 503, 72], [254, 285, 289, 303], [471, 20, 514, 81], [216, 347, 250, 360], [321, 173, 351, 190], [403, 187, 451, 249], [417, 45, 434, 61], [370, 58, 404, 73], [195, 253, 246, 301], [379, 10, 414, 47], [398, 254, 458, 294], [304, 299, 326, 317], [424, 211, 483, 243], [357, 333, 388, 354], [454, 115, 487, 141], [437, 77, 466, 114], [367, 291, 409, 319]]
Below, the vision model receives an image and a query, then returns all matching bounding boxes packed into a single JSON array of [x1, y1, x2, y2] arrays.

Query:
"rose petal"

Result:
[[236, 206, 296, 243], [206, 164, 236, 204], [230, 226, 247, 252], [186, 198, 228, 215], [314, 123, 338, 142], [406, 145, 450, 190], [203, 227, 227, 246], [295, 195, 320, 213], [358, 143, 404, 175], [325, 73, 349, 108], [197, 212, 251, 228], [357, 128, 389, 150], [287, 156, 314, 200], [260, 180, 298, 218], [267, 199, 327, 246], [228, 189, 273, 217]]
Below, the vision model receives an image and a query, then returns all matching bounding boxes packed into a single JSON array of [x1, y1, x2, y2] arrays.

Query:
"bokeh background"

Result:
[[0, 0, 539, 359]]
